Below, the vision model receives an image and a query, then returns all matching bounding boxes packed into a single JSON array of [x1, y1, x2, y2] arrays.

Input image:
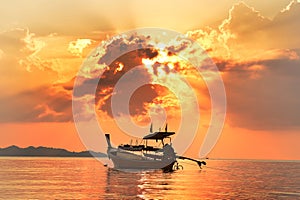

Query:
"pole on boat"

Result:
[[177, 156, 206, 169], [105, 134, 112, 148]]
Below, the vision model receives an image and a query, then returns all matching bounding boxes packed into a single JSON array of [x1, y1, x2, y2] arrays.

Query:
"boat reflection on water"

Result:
[[104, 167, 175, 199], [104, 164, 205, 199], [105, 168, 142, 199]]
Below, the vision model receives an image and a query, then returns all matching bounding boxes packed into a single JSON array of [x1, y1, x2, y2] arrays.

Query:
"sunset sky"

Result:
[[0, 0, 300, 160]]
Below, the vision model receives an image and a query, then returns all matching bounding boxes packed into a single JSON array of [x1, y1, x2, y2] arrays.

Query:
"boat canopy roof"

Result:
[[143, 131, 175, 140]]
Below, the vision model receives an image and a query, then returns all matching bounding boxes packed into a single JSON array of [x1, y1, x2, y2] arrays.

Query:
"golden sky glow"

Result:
[[0, 0, 300, 160]]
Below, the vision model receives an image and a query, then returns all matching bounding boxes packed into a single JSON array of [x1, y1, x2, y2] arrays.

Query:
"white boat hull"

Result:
[[108, 149, 175, 171]]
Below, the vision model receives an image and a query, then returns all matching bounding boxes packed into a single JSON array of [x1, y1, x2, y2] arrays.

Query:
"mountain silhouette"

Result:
[[0, 145, 106, 157]]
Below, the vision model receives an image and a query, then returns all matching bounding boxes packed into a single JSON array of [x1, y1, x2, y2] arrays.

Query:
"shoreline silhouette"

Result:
[[0, 145, 106, 157]]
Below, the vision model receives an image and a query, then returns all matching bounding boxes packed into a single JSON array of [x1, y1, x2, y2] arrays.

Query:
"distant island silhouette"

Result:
[[0, 145, 106, 157]]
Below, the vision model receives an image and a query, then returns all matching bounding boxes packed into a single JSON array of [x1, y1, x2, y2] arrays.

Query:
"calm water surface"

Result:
[[0, 157, 299, 199]]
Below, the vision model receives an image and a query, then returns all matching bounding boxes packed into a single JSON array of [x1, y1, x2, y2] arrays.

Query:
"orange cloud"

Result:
[[68, 39, 93, 57]]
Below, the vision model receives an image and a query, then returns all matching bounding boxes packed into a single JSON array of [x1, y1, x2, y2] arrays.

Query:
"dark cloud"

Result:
[[223, 55, 300, 130], [95, 49, 160, 118], [70, 48, 159, 98], [166, 39, 191, 53], [99, 84, 162, 118], [98, 34, 153, 65], [0, 85, 72, 122], [68, 39, 166, 121]]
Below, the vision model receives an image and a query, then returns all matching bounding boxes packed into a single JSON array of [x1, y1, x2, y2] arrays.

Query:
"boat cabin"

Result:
[[118, 125, 174, 152]]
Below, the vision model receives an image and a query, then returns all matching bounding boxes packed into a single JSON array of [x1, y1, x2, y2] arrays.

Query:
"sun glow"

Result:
[[114, 62, 124, 74]]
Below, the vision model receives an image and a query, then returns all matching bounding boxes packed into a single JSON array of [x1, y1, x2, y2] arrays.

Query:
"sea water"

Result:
[[0, 157, 299, 199]]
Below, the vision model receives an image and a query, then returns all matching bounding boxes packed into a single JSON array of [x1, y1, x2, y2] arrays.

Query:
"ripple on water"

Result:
[[0, 158, 299, 199]]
